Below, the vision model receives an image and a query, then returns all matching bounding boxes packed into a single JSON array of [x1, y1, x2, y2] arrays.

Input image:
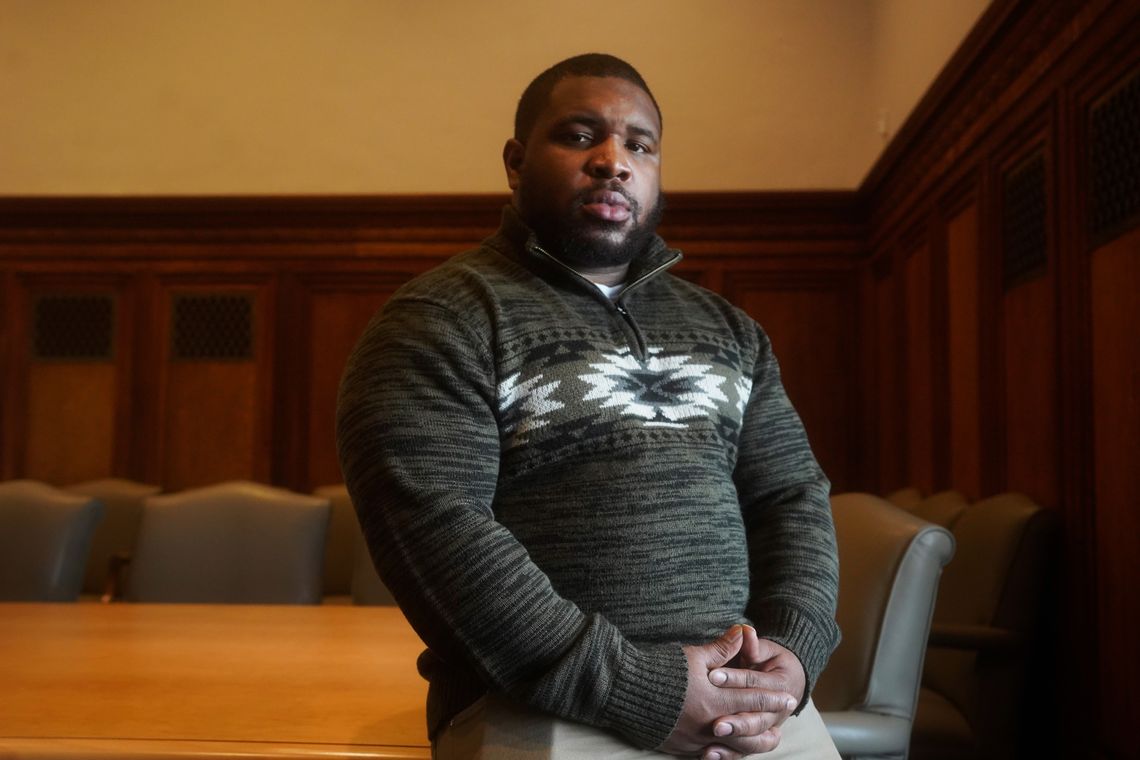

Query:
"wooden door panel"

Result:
[[725, 273, 856, 491]]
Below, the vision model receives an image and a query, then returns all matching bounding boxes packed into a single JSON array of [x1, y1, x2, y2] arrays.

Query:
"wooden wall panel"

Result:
[[904, 243, 935, 493], [1003, 274, 1058, 507], [153, 280, 274, 490], [300, 276, 415, 491], [1091, 226, 1140, 756], [24, 364, 116, 483], [161, 363, 260, 489], [3, 276, 133, 483], [725, 272, 856, 491], [872, 262, 903, 492], [945, 204, 982, 498]]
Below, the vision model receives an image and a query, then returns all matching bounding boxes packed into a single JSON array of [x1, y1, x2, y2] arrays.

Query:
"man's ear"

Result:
[[503, 138, 525, 190]]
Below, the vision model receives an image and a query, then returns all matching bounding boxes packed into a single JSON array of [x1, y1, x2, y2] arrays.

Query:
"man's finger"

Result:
[[701, 727, 782, 759], [706, 625, 745, 665], [713, 710, 785, 739], [744, 688, 797, 715], [708, 666, 794, 697]]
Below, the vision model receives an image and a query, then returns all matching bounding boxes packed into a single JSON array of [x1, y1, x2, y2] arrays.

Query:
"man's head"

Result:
[[504, 54, 665, 277]]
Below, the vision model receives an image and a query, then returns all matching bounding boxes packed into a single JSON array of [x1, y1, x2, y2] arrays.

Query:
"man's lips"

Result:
[[580, 190, 633, 222]]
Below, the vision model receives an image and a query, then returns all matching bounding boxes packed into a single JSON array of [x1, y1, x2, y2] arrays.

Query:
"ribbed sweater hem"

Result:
[[753, 606, 837, 714], [602, 641, 689, 749]]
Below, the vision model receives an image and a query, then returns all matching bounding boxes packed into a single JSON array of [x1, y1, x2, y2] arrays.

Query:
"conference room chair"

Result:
[[814, 492, 955, 760], [909, 493, 1059, 760], [312, 483, 365, 601], [905, 490, 969, 531], [65, 477, 161, 601], [126, 480, 331, 604], [350, 528, 398, 606], [885, 487, 924, 511], [0, 479, 104, 601]]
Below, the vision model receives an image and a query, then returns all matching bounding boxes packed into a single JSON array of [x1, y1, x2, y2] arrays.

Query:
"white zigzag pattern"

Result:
[[498, 372, 563, 441], [734, 375, 753, 417], [580, 347, 728, 428]]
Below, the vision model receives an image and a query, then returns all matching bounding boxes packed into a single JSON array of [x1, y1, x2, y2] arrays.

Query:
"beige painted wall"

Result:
[[870, 0, 990, 145], [0, 0, 987, 195]]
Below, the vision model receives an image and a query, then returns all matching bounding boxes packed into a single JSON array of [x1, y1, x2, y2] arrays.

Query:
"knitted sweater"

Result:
[[336, 207, 840, 750]]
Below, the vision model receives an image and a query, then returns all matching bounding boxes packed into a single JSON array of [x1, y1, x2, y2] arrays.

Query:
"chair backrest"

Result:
[[885, 487, 924, 510], [128, 481, 330, 604], [350, 528, 398, 606], [921, 492, 1058, 734], [0, 480, 104, 601], [312, 483, 364, 597], [815, 492, 955, 760], [908, 489, 969, 529], [66, 478, 161, 595]]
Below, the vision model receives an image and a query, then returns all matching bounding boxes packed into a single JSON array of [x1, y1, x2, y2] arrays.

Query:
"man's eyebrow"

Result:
[[553, 113, 659, 142], [552, 113, 604, 130], [626, 124, 659, 143]]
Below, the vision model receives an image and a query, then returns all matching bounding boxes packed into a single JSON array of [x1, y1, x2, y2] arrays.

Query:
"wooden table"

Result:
[[0, 603, 431, 759]]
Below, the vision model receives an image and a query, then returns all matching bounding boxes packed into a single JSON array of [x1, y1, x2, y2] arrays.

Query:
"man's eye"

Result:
[[627, 141, 650, 154], [561, 132, 593, 145]]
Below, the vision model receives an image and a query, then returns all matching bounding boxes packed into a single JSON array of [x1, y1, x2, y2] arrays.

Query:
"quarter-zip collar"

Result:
[[491, 205, 682, 299]]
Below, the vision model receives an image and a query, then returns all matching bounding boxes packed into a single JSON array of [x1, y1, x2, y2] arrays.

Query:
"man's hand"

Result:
[[708, 627, 807, 742], [658, 626, 799, 760]]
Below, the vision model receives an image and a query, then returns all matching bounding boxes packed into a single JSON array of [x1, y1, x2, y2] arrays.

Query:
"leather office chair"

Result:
[[906, 490, 969, 531], [350, 528, 398, 606], [909, 493, 1059, 760], [0, 479, 104, 601], [814, 493, 955, 760], [66, 478, 161, 600], [885, 487, 924, 511], [127, 481, 331, 604], [312, 483, 363, 600]]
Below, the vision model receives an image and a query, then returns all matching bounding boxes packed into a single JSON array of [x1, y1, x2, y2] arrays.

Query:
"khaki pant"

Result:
[[434, 694, 841, 760]]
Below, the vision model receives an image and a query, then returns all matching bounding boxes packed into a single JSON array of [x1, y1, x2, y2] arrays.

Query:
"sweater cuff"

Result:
[[601, 640, 688, 750], [754, 606, 838, 714]]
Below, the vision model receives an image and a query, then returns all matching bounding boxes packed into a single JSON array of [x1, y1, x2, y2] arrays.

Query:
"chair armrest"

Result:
[[819, 710, 912, 756], [101, 551, 132, 603], [928, 623, 1021, 651]]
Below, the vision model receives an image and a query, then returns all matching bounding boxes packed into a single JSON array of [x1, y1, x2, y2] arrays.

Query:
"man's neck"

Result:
[[573, 264, 629, 286]]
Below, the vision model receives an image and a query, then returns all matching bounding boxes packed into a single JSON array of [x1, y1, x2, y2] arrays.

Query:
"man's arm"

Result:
[[338, 298, 790, 754], [733, 326, 841, 709]]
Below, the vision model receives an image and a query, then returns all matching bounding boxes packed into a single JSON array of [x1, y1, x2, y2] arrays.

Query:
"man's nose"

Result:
[[587, 137, 632, 181]]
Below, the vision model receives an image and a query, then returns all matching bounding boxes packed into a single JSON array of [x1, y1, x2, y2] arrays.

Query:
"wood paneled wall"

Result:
[[858, 0, 1140, 756], [0, 194, 864, 494]]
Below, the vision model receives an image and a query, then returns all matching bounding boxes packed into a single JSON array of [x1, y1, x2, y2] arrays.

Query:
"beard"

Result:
[[519, 183, 666, 271]]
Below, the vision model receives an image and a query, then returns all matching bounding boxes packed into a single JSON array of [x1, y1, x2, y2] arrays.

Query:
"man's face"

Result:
[[504, 76, 663, 270]]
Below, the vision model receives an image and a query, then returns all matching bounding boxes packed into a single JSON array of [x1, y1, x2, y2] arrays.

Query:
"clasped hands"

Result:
[[659, 624, 806, 760]]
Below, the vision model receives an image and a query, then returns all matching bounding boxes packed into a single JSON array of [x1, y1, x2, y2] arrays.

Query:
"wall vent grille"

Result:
[[1090, 67, 1140, 243], [1002, 151, 1048, 289], [171, 294, 253, 360], [32, 294, 115, 360]]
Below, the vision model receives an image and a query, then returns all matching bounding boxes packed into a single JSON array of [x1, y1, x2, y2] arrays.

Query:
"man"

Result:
[[337, 53, 841, 759]]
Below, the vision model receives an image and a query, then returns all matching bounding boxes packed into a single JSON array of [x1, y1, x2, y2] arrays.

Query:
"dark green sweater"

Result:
[[336, 207, 840, 750]]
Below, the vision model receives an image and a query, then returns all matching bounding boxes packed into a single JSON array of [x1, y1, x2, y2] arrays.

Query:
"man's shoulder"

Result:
[[393, 236, 524, 303], [654, 271, 763, 336]]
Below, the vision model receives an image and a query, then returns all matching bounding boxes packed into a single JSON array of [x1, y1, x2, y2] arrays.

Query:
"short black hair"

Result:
[[513, 53, 662, 142]]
